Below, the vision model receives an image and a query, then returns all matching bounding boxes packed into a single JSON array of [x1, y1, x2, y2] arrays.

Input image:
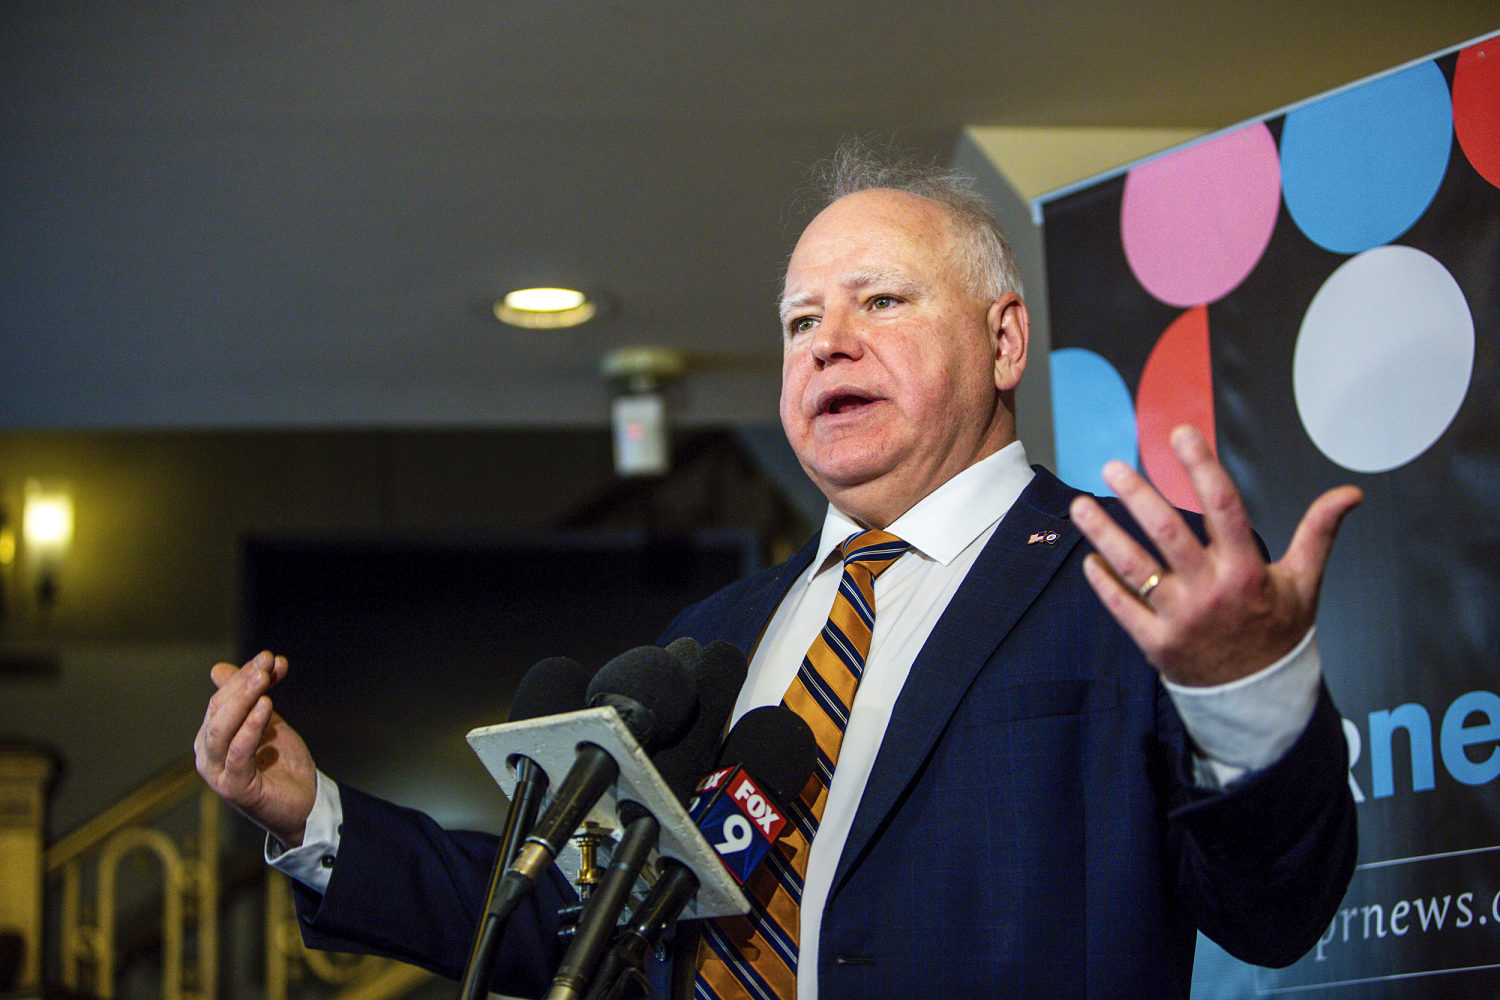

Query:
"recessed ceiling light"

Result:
[[493, 287, 598, 328]]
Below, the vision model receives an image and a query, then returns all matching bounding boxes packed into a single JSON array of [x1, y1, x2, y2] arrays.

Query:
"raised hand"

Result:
[[193, 650, 317, 845], [1069, 425, 1362, 687]]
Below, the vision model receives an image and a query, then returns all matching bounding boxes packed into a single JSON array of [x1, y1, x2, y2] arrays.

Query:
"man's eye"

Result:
[[789, 316, 816, 334], [870, 295, 900, 310]]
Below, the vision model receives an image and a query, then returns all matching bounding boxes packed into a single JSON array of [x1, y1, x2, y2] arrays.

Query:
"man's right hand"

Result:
[[193, 650, 317, 847]]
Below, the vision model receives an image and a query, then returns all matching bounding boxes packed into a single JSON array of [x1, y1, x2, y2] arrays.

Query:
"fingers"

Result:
[[204, 655, 271, 744], [195, 652, 285, 793], [1073, 425, 1361, 686], [1100, 458, 1206, 577], [220, 693, 274, 788], [1082, 426, 1262, 589], [1171, 426, 1256, 551], [1080, 550, 1163, 641], [1071, 492, 1166, 598], [1281, 485, 1363, 602], [210, 649, 279, 687]]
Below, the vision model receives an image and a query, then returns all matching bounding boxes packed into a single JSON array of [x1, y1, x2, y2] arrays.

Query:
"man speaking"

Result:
[[195, 146, 1360, 999]]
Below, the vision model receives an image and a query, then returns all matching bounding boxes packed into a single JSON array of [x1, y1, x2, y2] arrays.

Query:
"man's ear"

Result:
[[989, 292, 1029, 392]]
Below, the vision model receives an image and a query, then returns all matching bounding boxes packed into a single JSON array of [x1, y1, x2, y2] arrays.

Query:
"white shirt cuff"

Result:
[[264, 770, 344, 894], [1163, 628, 1321, 788]]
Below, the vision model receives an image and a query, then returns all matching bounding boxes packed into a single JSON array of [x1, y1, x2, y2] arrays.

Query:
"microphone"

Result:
[[585, 645, 698, 754], [685, 704, 816, 882], [713, 705, 819, 805], [500, 657, 594, 864], [457, 657, 590, 1000], [663, 634, 702, 669], [485, 646, 695, 928], [649, 641, 751, 802], [546, 641, 748, 1000], [581, 705, 815, 1000]]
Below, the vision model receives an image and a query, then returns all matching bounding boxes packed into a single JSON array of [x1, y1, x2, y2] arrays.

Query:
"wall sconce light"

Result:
[[21, 480, 72, 609], [601, 347, 686, 478], [0, 499, 13, 627]]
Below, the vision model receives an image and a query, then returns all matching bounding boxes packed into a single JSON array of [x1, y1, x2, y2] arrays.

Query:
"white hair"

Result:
[[809, 138, 1024, 301]]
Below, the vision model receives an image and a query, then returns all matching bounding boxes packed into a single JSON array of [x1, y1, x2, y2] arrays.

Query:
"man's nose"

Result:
[[810, 311, 862, 365]]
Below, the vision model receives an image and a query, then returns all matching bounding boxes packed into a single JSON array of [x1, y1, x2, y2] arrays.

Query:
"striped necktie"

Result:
[[696, 529, 909, 1000]]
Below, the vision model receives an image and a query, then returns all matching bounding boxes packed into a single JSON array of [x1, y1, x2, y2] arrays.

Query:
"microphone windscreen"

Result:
[[509, 656, 589, 722], [695, 641, 750, 725], [718, 705, 817, 804], [651, 640, 748, 803], [586, 645, 696, 751], [664, 635, 702, 665]]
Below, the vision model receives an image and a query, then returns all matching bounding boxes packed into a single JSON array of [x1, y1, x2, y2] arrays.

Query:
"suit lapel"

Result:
[[720, 532, 821, 656], [831, 468, 1087, 895]]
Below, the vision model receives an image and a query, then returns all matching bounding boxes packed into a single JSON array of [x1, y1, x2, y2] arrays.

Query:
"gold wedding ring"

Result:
[[1137, 572, 1163, 601]]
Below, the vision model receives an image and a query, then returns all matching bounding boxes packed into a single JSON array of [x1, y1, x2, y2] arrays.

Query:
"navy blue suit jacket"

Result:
[[293, 468, 1356, 999]]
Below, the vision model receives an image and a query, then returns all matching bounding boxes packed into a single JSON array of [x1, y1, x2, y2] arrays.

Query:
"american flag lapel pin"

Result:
[[1027, 530, 1060, 545]]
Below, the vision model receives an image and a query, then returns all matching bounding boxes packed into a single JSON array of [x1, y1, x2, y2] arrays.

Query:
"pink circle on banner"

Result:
[[1137, 305, 1216, 512], [1121, 123, 1281, 307]]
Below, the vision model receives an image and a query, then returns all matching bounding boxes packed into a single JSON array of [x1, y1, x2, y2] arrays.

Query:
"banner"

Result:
[[1040, 33, 1500, 999]]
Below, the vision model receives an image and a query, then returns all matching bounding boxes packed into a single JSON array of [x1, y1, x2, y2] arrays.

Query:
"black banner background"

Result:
[[1041, 43, 1500, 999]]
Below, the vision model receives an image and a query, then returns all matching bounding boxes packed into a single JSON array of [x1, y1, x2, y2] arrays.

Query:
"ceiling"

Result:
[[2, 3, 1494, 432]]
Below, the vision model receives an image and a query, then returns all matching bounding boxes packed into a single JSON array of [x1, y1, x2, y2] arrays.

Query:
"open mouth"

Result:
[[821, 393, 875, 415]]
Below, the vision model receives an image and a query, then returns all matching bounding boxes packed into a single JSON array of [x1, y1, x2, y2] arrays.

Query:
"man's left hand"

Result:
[[1069, 425, 1362, 687]]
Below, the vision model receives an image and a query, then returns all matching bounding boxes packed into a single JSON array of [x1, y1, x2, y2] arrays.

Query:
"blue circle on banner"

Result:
[[1049, 348, 1137, 496], [1280, 61, 1452, 254]]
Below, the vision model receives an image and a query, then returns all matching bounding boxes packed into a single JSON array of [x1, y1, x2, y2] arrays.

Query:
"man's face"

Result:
[[778, 188, 1026, 528]]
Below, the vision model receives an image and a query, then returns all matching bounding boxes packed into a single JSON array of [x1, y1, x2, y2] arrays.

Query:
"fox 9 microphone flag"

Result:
[[686, 765, 789, 884]]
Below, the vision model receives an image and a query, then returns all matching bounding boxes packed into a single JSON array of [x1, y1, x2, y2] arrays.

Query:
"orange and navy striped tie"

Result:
[[696, 529, 909, 1000]]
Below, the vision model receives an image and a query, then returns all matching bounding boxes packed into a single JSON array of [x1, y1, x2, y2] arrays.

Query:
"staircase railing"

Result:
[[0, 743, 59, 993], [265, 874, 434, 1000], [35, 757, 433, 1000], [45, 764, 220, 1000]]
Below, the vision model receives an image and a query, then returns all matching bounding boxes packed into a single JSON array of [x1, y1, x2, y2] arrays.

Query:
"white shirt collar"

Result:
[[816, 440, 1036, 570]]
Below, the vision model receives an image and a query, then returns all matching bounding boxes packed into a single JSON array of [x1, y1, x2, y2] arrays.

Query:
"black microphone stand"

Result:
[[582, 857, 699, 1000], [456, 756, 549, 1000], [545, 811, 660, 1000]]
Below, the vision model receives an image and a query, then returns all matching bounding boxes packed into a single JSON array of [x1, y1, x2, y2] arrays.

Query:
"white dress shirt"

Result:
[[271, 441, 1321, 1000]]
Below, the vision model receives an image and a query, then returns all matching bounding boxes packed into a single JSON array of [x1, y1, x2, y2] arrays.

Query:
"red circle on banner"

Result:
[[1137, 305, 1216, 512], [1454, 37, 1500, 189]]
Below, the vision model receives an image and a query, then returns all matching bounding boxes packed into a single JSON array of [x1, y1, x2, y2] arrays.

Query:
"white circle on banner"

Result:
[[1294, 246, 1473, 473]]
